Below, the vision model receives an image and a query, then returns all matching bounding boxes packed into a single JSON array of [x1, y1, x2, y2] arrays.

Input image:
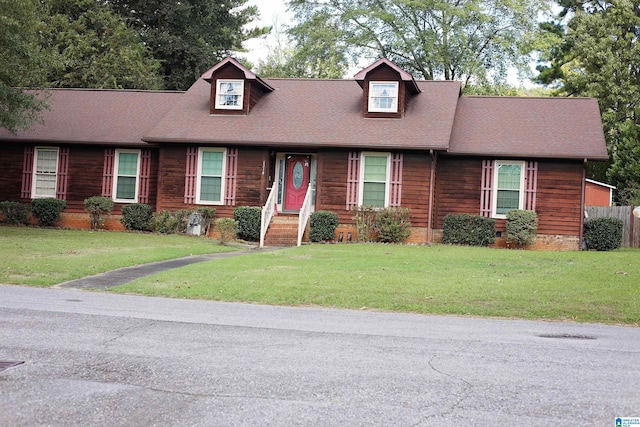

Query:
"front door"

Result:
[[284, 155, 310, 211]]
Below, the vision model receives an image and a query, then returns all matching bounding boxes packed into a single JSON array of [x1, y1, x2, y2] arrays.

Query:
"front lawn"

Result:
[[0, 227, 237, 286], [114, 243, 640, 325]]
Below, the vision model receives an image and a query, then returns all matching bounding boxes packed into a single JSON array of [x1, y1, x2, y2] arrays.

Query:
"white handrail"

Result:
[[297, 185, 313, 246], [260, 186, 278, 247]]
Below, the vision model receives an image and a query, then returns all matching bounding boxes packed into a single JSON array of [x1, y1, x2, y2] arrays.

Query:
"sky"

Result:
[[243, 0, 291, 65]]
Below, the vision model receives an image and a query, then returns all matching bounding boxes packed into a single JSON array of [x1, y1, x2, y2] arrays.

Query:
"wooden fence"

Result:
[[585, 206, 640, 248]]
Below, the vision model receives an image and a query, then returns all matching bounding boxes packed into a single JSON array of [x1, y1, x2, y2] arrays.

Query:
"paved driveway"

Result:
[[1, 284, 638, 426]]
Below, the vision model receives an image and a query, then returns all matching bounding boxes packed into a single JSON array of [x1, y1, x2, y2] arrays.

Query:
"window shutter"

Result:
[[55, 147, 69, 200], [137, 149, 152, 204], [225, 148, 238, 206], [524, 161, 538, 211], [346, 151, 361, 210], [390, 153, 403, 207], [21, 146, 34, 199], [480, 160, 494, 217], [184, 147, 198, 204], [102, 149, 115, 197]]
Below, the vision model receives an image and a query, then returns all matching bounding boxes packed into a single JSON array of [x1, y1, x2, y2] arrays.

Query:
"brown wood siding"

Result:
[[0, 145, 26, 202], [156, 145, 269, 218], [362, 65, 404, 119], [536, 161, 583, 236], [399, 152, 431, 227], [65, 146, 109, 213], [315, 150, 350, 222], [433, 156, 483, 229]]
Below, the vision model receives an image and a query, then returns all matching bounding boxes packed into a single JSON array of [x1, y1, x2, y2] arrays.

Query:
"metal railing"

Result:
[[297, 185, 313, 246], [260, 186, 278, 247]]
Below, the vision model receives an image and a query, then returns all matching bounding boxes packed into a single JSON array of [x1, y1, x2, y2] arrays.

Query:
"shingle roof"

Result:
[[143, 78, 462, 150], [0, 89, 182, 146], [449, 96, 608, 160]]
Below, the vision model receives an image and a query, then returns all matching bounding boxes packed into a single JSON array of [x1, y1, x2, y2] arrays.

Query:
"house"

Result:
[[585, 179, 615, 206], [0, 57, 608, 250]]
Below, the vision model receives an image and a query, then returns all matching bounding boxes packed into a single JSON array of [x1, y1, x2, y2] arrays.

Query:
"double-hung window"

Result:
[[359, 153, 390, 207], [32, 147, 59, 198], [492, 161, 525, 217], [197, 148, 226, 204], [113, 150, 140, 203], [215, 80, 244, 110], [368, 82, 398, 113]]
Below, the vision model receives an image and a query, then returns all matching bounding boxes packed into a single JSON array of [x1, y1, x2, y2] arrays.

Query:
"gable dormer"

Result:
[[354, 58, 421, 118], [201, 57, 273, 115]]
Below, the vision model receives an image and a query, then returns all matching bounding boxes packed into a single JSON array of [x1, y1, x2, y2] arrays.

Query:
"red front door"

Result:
[[284, 155, 310, 211]]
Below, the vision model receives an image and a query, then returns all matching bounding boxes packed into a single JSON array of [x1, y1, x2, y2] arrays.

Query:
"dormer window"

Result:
[[369, 82, 398, 113], [215, 80, 244, 110]]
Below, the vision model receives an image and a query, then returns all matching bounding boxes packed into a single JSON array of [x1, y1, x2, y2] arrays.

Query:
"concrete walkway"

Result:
[[54, 245, 280, 290]]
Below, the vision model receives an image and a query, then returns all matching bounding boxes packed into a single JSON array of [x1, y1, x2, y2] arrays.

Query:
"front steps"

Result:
[[263, 215, 307, 246]]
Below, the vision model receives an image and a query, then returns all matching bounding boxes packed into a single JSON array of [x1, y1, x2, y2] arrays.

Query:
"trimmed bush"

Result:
[[120, 203, 153, 231], [31, 198, 66, 227], [233, 206, 261, 241], [84, 196, 114, 230], [442, 214, 496, 247], [0, 201, 30, 226], [310, 210, 339, 242], [583, 217, 623, 251], [152, 210, 179, 234], [351, 206, 377, 242], [375, 207, 412, 243], [216, 217, 238, 244], [505, 209, 538, 248]]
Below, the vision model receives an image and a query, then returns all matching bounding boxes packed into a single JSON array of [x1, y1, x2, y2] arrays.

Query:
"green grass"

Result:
[[114, 243, 640, 325], [0, 227, 237, 286]]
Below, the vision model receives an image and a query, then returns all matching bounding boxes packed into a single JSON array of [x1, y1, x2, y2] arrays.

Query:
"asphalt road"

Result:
[[0, 284, 638, 426]]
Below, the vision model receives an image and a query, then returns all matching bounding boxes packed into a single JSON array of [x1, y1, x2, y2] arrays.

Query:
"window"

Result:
[[196, 148, 226, 204], [32, 147, 59, 198], [215, 80, 244, 110], [492, 161, 525, 217], [368, 82, 398, 113], [359, 153, 390, 207], [113, 150, 140, 202]]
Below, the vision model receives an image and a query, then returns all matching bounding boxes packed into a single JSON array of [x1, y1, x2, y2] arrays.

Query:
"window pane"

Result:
[[496, 190, 520, 215], [200, 177, 222, 201], [363, 182, 385, 207], [364, 156, 387, 181], [35, 175, 56, 197], [202, 151, 223, 175], [36, 150, 57, 173], [497, 164, 521, 190], [218, 81, 243, 107], [116, 176, 136, 200], [370, 83, 397, 97], [118, 153, 138, 176]]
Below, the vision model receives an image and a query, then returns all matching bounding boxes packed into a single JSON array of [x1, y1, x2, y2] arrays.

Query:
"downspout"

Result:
[[427, 150, 436, 245], [579, 158, 587, 248]]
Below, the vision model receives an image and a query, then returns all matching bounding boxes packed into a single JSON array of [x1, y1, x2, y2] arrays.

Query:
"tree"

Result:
[[42, 0, 163, 90], [109, 0, 270, 90], [535, 0, 640, 203], [0, 0, 50, 133], [287, 0, 549, 85]]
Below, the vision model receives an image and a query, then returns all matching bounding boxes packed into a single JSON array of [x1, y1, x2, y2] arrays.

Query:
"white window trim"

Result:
[[491, 160, 525, 219], [196, 147, 227, 205], [358, 152, 391, 208], [31, 147, 59, 198], [113, 149, 141, 203], [368, 81, 399, 113], [215, 79, 244, 110]]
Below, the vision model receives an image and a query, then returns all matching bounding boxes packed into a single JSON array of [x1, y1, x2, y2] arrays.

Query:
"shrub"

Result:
[[375, 207, 412, 243], [83, 196, 114, 230], [216, 217, 238, 244], [233, 206, 261, 241], [0, 201, 30, 226], [505, 209, 538, 248], [31, 198, 66, 227], [152, 210, 179, 234], [442, 214, 496, 247], [309, 210, 339, 242], [120, 203, 153, 231], [583, 217, 623, 251], [351, 206, 377, 242]]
